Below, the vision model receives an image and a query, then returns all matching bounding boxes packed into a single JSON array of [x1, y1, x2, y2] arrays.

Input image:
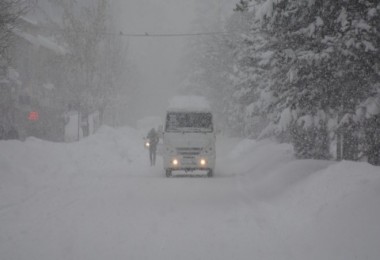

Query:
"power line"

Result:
[[59, 29, 234, 38], [42, 26, 233, 38], [31, 22, 235, 38], [117, 31, 232, 37]]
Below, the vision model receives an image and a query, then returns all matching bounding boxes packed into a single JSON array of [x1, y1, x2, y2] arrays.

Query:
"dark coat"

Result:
[[147, 128, 159, 149]]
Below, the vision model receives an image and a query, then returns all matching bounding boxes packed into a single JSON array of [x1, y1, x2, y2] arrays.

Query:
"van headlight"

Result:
[[172, 159, 179, 166], [200, 159, 207, 166]]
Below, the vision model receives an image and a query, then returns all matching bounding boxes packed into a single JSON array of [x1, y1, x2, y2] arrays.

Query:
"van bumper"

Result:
[[163, 156, 215, 171]]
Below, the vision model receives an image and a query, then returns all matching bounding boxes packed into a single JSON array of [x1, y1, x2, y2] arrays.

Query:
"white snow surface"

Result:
[[1, 125, 380, 260], [168, 95, 211, 112]]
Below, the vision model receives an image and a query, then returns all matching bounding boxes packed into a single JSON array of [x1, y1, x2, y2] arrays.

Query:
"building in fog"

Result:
[[9, 0, 68, 141]]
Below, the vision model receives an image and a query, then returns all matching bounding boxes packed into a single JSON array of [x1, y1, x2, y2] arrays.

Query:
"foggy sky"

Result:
[[112, 0, 197, 122]]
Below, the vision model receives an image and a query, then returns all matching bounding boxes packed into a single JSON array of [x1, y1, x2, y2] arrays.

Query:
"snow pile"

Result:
[[224, 139, 380, 259], [0, 127, 379, 260], [0, 126, 148, 206]]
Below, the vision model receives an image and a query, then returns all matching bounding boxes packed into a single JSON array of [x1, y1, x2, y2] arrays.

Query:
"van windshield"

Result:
[[165, 112, 213, 132]]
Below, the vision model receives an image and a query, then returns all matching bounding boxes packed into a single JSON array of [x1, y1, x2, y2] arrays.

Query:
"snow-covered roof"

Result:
[[362, 96, 380, 117], [167, 96, 211, 112], [12, 29, 68, 55], [20, 16, 38, 26]]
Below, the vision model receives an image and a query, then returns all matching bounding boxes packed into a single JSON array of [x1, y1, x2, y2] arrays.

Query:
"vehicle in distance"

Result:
[[163, 96, 215, 177]]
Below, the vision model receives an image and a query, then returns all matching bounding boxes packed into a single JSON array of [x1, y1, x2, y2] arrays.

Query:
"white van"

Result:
[[163, 96, 215, 177]]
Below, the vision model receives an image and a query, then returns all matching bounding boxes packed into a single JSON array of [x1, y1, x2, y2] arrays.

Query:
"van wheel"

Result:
[[165, 169, 172, 178], [207, 169, 213, 177]]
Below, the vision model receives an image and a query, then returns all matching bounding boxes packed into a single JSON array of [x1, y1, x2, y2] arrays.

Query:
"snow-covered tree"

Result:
[[228, 5, 279, 138], [179, 0, 236, 134], [58, 0, 133, 128], [241, 0, 379, 160], [0, 0, 28, 61], [182, 0, 379, 162], [0, 0, 29, 137], [60, 0, 107, 117]]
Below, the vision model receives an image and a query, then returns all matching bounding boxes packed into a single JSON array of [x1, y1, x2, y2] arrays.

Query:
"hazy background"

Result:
[[111, 0, 235, 123], [112, 0, 197, 120], [1, 0, 236, 141]]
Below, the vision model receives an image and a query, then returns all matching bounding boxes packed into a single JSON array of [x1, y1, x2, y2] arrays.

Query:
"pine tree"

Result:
[[0, 0, 29, 135], [242, 0, 379, 160], [179, 0, 236, 134]]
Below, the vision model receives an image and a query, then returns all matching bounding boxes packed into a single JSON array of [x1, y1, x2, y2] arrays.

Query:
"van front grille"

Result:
[[176, 147, 202, 156]]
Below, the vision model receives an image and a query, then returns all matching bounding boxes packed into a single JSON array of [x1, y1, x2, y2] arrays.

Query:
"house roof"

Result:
[[14, 0, 68, 55], [13, 28, 68, 55]]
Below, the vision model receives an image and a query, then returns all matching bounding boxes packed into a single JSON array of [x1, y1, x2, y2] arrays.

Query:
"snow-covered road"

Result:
[[1, 126, 380, 260]]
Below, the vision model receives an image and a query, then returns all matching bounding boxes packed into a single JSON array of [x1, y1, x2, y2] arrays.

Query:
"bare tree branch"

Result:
[[0, 0, 31, 63]]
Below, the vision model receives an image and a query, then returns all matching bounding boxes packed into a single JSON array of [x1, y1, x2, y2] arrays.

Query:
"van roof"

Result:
[[167, 96, 211, 112]]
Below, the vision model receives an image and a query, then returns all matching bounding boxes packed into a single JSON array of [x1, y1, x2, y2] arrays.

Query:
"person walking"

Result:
[[146, 128, 159, 166]]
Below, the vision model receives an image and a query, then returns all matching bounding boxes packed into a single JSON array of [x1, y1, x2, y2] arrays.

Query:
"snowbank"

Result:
[[1, 128, 379, 260], [224, 139, 380, 259], [0, 126, 148, 205]]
